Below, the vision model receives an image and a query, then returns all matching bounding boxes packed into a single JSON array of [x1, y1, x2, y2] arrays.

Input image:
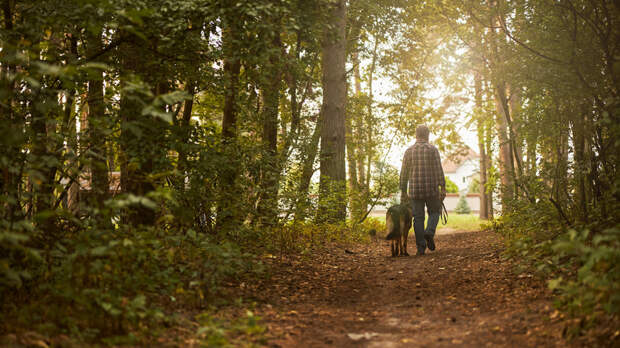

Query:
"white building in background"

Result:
[[443, 147, 479, 193]]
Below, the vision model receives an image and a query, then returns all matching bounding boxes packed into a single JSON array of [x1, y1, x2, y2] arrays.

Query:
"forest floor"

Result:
[[4, 229, 599, 347], [220, 229, 580, 347]]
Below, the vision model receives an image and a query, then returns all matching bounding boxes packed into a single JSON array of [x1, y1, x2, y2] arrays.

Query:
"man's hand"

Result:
[[440, 187, 447, 201]]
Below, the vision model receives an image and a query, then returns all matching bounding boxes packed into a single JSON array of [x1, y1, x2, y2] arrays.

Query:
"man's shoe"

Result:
[[425, 234, 436, 251]]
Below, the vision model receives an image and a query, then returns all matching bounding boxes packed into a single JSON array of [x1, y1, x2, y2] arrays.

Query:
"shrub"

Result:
[[549, 227, 620, 321], [494, 198, 620, 340], [445, 177, 459, 193], [468, 177, 479, 194], [454, 195, 471, 214]]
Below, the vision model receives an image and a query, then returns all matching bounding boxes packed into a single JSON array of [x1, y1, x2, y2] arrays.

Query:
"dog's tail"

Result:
[[385, 206, 401, 240]]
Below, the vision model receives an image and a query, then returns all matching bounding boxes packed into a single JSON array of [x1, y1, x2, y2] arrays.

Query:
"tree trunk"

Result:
[[317, 0, 347, 223], [508, 86, 524, 171], [30, 42, 59, 231], [485, 130, 494, 219], [346, 51, 362, 219], [177, 81, 195, 176], [494, 83, 514, 208], [257, 26, 282, 226], [346, 110, 359, 219], [474, 72, 489, 219], [0, 0, 20, 223], [215, 18, 242, 233], [361, 37, 379, 211], [119, 33, 155, 225], [294, 117, 321, 222], [86, 28, 109, 209], [526, 116, 538, 177], [572, 110, 588, 223], [484, 80, 494, 219]]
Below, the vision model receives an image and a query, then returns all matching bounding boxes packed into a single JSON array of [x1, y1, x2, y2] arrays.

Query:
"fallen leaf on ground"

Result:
[[347, 332, 379, 340]]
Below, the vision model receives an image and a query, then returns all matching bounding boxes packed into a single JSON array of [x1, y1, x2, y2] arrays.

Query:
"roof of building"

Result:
[[443, 147, 479, 173]]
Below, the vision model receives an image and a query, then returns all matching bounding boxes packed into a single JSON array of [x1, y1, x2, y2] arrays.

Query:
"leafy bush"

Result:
[[549, 227, 620, 320], [494, 198, 620, 340], [0, 190, 264, 340], [468, 177, 479, 194], [445, 177, 459, 193], [194, 310, 266, 346], [264, 219, 377, 256]]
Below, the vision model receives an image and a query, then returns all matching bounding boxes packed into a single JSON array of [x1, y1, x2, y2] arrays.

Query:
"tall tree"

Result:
[[257, 11, 283, 226], [119, 30, 156, 226], [215, 5, 243, 232], [474, 70, 489, 219], [317, 0, 347, 223], [86, 26, 109, 210]]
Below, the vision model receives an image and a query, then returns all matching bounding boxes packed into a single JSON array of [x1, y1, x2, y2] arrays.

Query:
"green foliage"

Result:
[[445, 176, 459, 193], [265, 219, 376, 256], [467, 177, 479, 194], [194, 310, 266, 347], [495, 198, 620, 339], [1, 194, 263, 337], [454, 195, 471, 214], [1, 0, 617, 344], [549, 227, 620, 320], [370, 162, 401, 206]]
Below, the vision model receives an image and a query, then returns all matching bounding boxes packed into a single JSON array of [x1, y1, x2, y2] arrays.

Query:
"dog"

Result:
[[385, 203, 413, 257]]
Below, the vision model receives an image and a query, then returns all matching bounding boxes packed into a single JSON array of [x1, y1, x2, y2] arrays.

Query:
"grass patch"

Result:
[[369, 213, 483, 233], [437, 214, 482, 232]]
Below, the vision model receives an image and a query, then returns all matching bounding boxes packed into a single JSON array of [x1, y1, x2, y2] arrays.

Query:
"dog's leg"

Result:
[[399, 215, 408, 256]]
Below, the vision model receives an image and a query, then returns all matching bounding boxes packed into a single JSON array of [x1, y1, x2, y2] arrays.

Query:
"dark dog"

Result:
[[385, 203, 413, 256]]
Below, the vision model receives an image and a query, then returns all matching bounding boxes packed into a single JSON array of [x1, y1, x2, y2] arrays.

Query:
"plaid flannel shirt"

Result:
[[400, 140, 446, 199]]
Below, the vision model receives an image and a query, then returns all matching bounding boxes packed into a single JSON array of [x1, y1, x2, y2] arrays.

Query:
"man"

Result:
[[400, 125, 446, 255]]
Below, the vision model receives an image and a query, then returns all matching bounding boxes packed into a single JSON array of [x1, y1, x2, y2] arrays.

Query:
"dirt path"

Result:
[[250, 230, 573, 347]]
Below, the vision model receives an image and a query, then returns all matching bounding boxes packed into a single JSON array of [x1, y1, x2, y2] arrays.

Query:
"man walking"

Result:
[[400, 125, 446, 255]]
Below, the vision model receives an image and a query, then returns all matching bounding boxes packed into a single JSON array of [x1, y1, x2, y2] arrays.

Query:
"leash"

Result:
[[440, 202, 448, 225]]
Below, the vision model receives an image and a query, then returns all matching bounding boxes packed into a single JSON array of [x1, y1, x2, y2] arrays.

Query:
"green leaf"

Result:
[[548, 277, 563, 290], [91, 246, 108, 256]]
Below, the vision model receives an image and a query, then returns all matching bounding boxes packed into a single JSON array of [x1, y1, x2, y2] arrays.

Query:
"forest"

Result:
[[0, 0, 618, 346]]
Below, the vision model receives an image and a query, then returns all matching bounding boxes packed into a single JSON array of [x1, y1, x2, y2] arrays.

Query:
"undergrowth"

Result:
[[493, 199, 620, 343], [0, 194, 381, 345]]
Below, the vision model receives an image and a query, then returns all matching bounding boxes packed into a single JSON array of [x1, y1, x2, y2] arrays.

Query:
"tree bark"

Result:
[[257, 25, 282, 226], [317, 0, 347, 223], [86, 28, 109, 209], [494, 83, 514, 207], [215, 17, 242, 232], [572, 110, 588, 223], [484, 80, 494, 219], [0, 0, 20, 223], [30, 42, 59, 230], [361, 37, 379, 211], [508, 85, 523, 171], [177, 81, 195, 175], [294, 116, 321, 222], [346, 51, 361, 219], [346, 109, 359, 219], [474, 72, 488, 219], [119, 33, 155, 225]]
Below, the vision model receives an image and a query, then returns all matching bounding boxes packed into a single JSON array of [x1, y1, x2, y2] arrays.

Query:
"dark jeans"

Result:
[[410, 196, 442, 253]]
